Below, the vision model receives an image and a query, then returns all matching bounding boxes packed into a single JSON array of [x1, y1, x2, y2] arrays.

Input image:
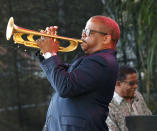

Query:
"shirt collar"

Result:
[[113, 91, 139, 105], [96, 49, 116, 54], [113, 92, 124, 105]]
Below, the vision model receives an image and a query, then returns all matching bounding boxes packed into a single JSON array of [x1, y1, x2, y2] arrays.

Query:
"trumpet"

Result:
[[6, 17, 82, 52]]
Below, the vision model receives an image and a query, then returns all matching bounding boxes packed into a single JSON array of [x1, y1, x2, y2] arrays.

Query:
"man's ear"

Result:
[[116, 81, 121, 87], [103, 35, 112, 44], [115, 81, 121, 93]]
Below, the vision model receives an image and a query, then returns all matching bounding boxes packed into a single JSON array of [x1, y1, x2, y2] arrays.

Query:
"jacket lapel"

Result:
[[67, 56, 84, 72]]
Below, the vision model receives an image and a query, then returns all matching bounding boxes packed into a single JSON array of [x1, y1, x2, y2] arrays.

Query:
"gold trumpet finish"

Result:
[[6, 17, 82, 52]]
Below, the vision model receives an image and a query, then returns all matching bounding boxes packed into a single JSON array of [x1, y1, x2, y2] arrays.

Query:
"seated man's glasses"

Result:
[[122, 80, 139, 86], [82, 28, 108, 37]]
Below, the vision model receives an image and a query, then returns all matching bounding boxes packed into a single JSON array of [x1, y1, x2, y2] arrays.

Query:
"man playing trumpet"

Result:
[[36, 15, 120, 131]]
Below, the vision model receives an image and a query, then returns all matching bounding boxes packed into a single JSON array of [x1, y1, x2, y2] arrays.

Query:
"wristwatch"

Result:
[[43, 52, 57, 59]]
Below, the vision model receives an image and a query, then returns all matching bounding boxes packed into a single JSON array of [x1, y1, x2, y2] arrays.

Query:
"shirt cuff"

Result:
[[43, 52, 57, 59]]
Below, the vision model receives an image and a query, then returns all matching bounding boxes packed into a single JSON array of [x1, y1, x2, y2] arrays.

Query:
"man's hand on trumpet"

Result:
[[36, 26, 59, 57]]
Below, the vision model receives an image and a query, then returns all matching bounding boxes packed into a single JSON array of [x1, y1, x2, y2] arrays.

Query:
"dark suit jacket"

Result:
[[40, 49, 118, 131]]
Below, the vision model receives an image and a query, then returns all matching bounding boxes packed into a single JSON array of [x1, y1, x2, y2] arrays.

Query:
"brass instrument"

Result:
[[6, 17, 82, 52]]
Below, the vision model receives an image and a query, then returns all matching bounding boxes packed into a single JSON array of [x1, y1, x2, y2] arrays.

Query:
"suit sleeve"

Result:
[[40, 55, 109, 98]]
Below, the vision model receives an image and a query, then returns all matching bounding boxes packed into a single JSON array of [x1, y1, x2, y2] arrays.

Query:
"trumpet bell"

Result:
[[6, 17, 14, 40], [6, 17, 82, 52]]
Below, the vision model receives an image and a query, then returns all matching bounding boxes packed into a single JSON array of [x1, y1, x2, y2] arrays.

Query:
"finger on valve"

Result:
[[45, 27, 51, 35], [52, 26, 58, 35], [40, 29, 46, 40]]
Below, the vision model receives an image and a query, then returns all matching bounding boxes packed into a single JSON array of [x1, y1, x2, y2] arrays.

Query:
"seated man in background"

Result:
[[106, 65, 152, 131]]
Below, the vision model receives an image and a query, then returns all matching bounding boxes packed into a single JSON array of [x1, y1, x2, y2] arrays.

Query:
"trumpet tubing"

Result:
[[6, 17, 82, 52]]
